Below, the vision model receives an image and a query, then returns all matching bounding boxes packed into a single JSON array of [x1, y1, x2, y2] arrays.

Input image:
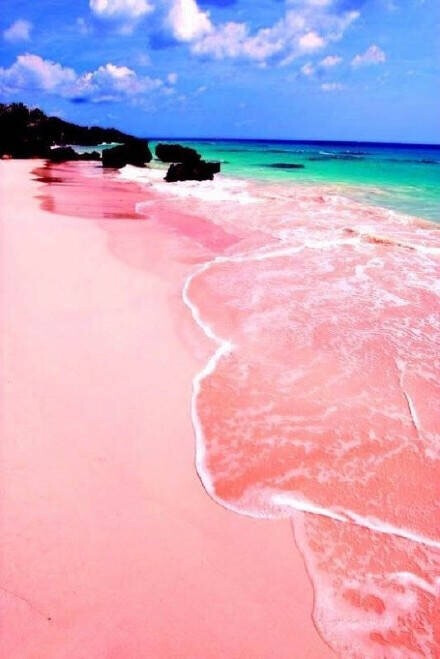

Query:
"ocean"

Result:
[[150, 138, 440, 222]]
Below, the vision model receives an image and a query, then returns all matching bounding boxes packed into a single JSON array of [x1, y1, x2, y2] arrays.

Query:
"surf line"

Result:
[[182, 240, 440, 552]]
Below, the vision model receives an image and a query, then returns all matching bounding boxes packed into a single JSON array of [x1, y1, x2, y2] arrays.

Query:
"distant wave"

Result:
[[385, 158, 439, 165], [264, 148, 307, 154], [308, 154, 366, 161]]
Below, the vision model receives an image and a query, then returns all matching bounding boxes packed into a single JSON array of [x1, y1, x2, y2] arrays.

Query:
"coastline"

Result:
[[1, 160, 332, 658]]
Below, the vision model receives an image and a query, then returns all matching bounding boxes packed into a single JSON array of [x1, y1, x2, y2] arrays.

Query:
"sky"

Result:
[[0, 0, 439, 142]]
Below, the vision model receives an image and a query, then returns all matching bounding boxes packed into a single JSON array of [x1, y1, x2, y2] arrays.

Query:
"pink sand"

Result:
[[0, 161, 331, 658]]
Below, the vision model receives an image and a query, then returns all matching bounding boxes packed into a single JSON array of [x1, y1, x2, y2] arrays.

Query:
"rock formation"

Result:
[[48, 147, 101, 163], [165, 160, 221, 182], [155, 142, 221, 182], [102, 142, 151, 169]]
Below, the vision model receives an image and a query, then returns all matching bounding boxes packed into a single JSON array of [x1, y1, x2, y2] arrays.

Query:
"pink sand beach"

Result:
[[1, 161, 333, 658]]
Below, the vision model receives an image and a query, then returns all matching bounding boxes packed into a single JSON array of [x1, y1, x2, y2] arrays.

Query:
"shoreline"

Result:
[[1, 160, 332, 658]]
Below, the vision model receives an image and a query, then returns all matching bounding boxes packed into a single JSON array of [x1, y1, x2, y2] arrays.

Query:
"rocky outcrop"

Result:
[[155, 143, 201, 164], [165, 160, 221, 182], [101, 142, 151, 168], [48, 147, 101, 163], [156, 142, 221, 181], [0, 102, 150, 163]]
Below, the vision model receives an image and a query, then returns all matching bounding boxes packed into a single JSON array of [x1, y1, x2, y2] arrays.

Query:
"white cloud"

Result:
[[0, 54, 76, 95], [320, 54, 342, 67], [167, 0, 212, 42], [301, 62, 315, 76], [193, 22, 246, 58], [90, 0, 154, 18], [298, 31, 325, 51], [85, 0, 359, 64], [0, 54, 164, 103], [3, 19, 33, 43], [321, 81, 344, 91], [80, 62, 162, 100], [175, 0, 358, 63], [89, 0, 154, 32], [167, 71, 178, 84], [351, 44, 386, 67]]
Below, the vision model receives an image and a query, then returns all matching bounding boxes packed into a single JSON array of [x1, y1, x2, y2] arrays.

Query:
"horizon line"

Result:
[[145, 136, 440, 148]]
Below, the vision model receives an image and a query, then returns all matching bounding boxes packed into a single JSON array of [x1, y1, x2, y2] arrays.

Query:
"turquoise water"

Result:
[[150, 139, 440, 222]]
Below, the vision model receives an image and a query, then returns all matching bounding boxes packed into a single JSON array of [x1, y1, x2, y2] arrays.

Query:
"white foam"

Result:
[[183, 251, 440, 551], [182, 259, 235, 498], [119, 164, 259, 204], [271, 493, 347, 522], [390, 571, 440, 596], [174, 170, 440, 550]]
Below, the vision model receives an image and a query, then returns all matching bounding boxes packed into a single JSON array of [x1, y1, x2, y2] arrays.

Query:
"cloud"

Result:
[[90, 0, 154, 18], [80, 62, 162, 100], [320, 54, 342, 67], [3, 19, 33, 43], [89, 0, 154, 32], [166, 0, 212, 41], [301, 62, 315, 76], [85, 0, 358, 64], [0, 54, 76, 94], [351, 43, 386, 67], [167, 71, 178, 84], [321, 81, 344, 91], [170, 0, 359, 63], [0, 54, 166, 103], [298, 31, 325, 51]]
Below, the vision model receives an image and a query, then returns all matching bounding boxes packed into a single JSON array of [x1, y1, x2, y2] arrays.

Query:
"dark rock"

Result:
[[165, 160, 221, 182], [156, 143, 201, 164], [102, 141, 151, 169], [80, 150, 101, 161], [267, 162, 305, 169], [48, 146, 101, 163], [48, 146, 80, 162]]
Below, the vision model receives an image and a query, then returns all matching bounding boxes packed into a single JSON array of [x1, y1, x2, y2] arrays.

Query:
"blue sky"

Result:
[[0, 0, 439, 142]]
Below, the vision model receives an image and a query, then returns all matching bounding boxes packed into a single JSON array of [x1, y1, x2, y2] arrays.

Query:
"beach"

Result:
[[1, 160, 332, 658], [1, 0, 438, 651]]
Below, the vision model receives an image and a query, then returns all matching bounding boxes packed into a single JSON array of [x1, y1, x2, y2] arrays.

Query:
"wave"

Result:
[[385, 157, 439, 165], [309, 154, 366, 161], [264, 148, 308, 154]]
